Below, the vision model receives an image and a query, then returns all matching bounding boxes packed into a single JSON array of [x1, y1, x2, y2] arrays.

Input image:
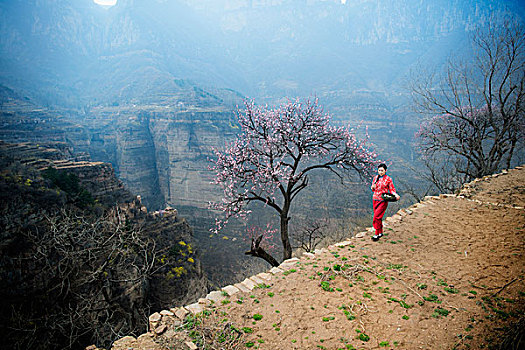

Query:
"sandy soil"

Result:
[[111, 166, 525, 350]]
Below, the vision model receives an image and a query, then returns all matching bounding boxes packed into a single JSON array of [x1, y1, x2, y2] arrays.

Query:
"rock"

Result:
[[160, 310, 174, 316], [154, 324, 167, 335], [257, 272, 272, 281], [303, 251, 315, 258], [149, 312, 162, 323], [112, 336, 136, 347], [249, 275, 265, 285], [185, 302, 204, 315], [269, 267, 283, 274], [234, 282, 251, 292], [198, 298, 211, 305], [185, 341, 199, 350], [164, 329, 177, 338], [240, 278, 257, 290], [222, 285, 240, 296], [85, 345, 97, 350], [175, 308, 189, 320], [355, 232, 366, 238], [206, 290, 226, 303]]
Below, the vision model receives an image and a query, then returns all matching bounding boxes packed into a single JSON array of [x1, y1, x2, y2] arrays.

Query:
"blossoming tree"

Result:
[[210, 98, 377, 266]]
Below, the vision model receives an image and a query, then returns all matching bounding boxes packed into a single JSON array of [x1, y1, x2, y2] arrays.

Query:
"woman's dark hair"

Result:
[[378, 163, 387, 170]]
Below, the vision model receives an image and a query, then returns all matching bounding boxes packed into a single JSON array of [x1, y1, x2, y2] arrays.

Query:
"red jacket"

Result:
[[371, 175, 397, 201]]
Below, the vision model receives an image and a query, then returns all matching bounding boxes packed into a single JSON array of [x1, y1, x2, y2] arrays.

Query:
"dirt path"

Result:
[[110, 166, 525, 350]]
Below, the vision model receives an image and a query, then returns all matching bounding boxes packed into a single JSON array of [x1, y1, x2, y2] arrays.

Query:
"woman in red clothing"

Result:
[[371, 163, 400, 241]]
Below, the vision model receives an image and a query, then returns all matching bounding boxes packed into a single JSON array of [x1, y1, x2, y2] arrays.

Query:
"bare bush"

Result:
[[1, 205, 174, 349], [412, 20, 524, 188]]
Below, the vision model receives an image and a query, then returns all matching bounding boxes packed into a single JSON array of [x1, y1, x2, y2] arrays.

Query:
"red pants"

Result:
[[373, 200, 388, 235]]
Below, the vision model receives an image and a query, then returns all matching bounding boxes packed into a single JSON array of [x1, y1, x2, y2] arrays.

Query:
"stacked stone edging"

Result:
[[458, 166, 525, 211], [108, 165, 524, 350]]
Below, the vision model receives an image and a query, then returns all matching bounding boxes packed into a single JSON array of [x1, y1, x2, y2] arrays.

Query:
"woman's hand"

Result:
[[371, 184, 376, 190], [395, 194, 400, 201]]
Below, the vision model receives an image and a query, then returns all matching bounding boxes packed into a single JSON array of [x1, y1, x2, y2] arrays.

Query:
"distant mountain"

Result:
[[1, 0, 523, 108]]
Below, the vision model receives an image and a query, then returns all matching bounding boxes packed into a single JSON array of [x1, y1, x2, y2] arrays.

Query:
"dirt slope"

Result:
[[110, 166, 525, 350]]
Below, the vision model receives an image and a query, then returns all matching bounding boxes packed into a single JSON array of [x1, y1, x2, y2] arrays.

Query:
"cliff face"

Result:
[[0, 90, 239, 210], [74, 106, 238, 210], [0, 141, 135, 205]]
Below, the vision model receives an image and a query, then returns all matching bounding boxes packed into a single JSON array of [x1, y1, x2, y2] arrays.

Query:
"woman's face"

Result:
[[377, 167, 386, 176]]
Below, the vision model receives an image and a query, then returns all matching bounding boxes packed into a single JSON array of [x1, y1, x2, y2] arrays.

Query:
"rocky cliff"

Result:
[[0, 141, 209, 350], [0, 89, 240, 210]]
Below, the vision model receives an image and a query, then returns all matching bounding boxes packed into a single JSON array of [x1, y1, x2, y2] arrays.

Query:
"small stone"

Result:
[[160, 310, 174, 316], [185, 303, 204, 315], [149, 312, 162, 323], [269, 267, 283, 275], [249, 275, 265, 284], [303, 252, 315, 258], [198, 298, 211, 305], [334, 240, 352, 247], [234, 282, 251, 292], [257, 272, 272, 281], [241, 278, 257, 290], [138, 333, 154, 340], [404, 209, 413, 215], [354, 232, 366, 238], [112, 336, 136, 347], [222, 285, 240, 296], [85, 345, 97, 350], [206, 290, 226, 303], [175, 308, 189, 320], [185, 341, 199, 350], [282, 257, 299, 264], [164, 329, 177, 338], [314, 248, 329, 254], [155, 324, 167, 335]]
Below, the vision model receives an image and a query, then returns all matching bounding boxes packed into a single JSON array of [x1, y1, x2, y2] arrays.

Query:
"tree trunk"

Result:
[[245, 235, 279, 267], [280, 211, 292, 261]]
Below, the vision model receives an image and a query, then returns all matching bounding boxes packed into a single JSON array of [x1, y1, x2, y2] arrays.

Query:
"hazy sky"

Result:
[[93, 0, 117, 6]]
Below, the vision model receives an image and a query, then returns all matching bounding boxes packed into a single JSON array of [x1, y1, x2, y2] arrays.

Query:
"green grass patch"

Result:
[[432, 307, 450, 318], [321, 281, 334, 292], [242, 327, 253, 333]]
